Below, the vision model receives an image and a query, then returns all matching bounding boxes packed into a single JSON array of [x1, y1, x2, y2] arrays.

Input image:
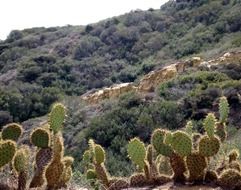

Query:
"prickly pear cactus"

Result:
[[1, 123, 23, 141], [151, 129, 166, 147], [13, 147, 30, 190], [45, 159, 64, 189], [94, 144, 105, 165], [146, 145, 159, 179], [198, 135, 220, 157], [52, 134, 64, 160], [95, 163, 109, 187], [219, 96, 229, 124], [164, 132, 173, 145], [218, 169, 241, 189], [13, 147, 30, 173], [0, 140, 16, 169], [171, 131, 192, 157], [49, 103, 66, 134], [30, 147, 53, 188], [203, 113, 217, 138], [151, 129, 173, 157], [169, 153, 187, 183], [215, 122, 227, 142], [30, 128, 50, 148], [127, 138, 146, 170], [186, 152, 207, 182]]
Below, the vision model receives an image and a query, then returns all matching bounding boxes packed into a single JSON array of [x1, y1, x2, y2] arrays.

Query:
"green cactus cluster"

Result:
[[0, 93, 239, 190], [83, 96, 241, 190], [0, 102, 73, 190], [84, 139, 130, 190]]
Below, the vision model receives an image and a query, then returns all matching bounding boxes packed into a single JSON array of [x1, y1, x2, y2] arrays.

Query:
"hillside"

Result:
[[0, 0, 241, 185], [0, 0, 241, 124]]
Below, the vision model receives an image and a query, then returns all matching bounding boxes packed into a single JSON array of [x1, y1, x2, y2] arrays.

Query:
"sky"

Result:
[[0, 0, 168, 40]]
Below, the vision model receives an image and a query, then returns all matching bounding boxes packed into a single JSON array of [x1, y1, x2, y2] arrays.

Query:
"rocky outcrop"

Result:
[[81, 83, 137, 104], [138, 62, 185, 92], [81, 51, 241, 104], [80, 59, 197, 104]]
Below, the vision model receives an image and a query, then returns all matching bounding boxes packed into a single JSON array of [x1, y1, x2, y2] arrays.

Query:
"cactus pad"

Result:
[[13, 147, 30, 173], [127, 138, 146, 170], [198, 135, 220, 157], [169, 153, 187, 182], [35, 148, 53, 170], [30, 128, 50, 148], [203, 113, 217, 138], [215, 122, 227, 142], [1, 123, 23, 141], [218, 169, 241, 189], [94, 144, 105, 165], [46, 159, 64, 189], [49, 103, 66, 134], [0, 140, 16, 168], [164, 132, 173, 145], [83, 150, 91, 163], [171, 131, 192, 157], [52, 135, 64, 160], [186, 152, 207, 181], [157, 144, 173, 157], [95, 163, 109, 187], [30, 147, 53, 188], [219, 96, 229, 123], [151, 129, 166, 146], [151, 129, 173, 157]]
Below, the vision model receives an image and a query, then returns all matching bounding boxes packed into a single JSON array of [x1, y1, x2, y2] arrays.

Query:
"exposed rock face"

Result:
[[138, 63, 179, 92], [81, 51, 241, 104], [138, 63, 184, 92], [81, 83, 137, 104]]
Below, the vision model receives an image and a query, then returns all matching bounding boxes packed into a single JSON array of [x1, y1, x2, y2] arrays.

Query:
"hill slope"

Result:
[[0, 0, 241, 124]]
